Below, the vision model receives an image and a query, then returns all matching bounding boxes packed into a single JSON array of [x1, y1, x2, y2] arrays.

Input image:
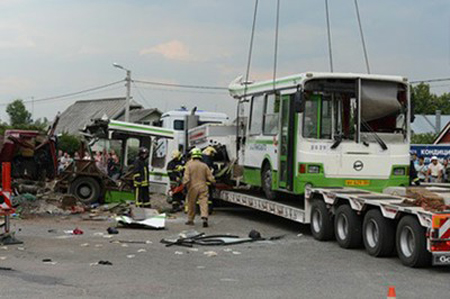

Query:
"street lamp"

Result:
[[113, 62, 131, 122]]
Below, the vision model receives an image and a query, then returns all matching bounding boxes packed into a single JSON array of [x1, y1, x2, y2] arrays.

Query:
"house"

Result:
[[56, 97, 147, 135], [411, 114, 450, 135], [433, 121, 450, 144]]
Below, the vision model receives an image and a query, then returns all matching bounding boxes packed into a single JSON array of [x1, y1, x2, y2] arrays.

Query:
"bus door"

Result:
[[278, 94, 296, 190]]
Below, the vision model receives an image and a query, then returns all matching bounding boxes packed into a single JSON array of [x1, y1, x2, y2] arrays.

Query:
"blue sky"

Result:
[[0, 0, 449, 122]]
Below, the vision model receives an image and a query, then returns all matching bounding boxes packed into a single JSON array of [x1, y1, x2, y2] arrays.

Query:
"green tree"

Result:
[[411, 133, 437, 144], [6, 99, 32, 126], [58, 132, 81, 155], [411, 83, 450, 115]]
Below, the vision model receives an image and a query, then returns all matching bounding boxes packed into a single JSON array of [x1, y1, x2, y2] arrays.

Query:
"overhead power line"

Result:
[[132, 79, 227, 91], [0, 80, 125, 107], [354, 0, 371, 74], [410, 78, 450, 84]]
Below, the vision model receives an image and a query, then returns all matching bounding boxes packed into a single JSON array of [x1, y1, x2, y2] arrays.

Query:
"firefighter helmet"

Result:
[[190, 148, 202, 159]]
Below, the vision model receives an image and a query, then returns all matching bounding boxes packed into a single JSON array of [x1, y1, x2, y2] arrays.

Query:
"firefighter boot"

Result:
[[202, 217, 208, 228]]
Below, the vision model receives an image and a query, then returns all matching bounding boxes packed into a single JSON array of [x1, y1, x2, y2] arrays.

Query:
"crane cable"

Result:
[[325, 0, 334, 72], [354, 0, 371, 74]]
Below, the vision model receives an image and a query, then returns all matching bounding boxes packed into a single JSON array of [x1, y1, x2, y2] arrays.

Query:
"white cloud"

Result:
[[140, 40, 194, 62]]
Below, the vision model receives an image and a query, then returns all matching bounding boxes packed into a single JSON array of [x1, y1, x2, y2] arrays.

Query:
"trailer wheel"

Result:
[[396, 216, 431, 268], [334, 205, 362, 249], [310, 200, 334, 241], [362, 209, 395, 257], [70, 177, 101, 204], [261, 164, 276, 200]]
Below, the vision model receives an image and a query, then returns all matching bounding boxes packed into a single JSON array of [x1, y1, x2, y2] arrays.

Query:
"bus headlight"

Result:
[[393, 167, 406, 176], [308, 165, 320, 174]]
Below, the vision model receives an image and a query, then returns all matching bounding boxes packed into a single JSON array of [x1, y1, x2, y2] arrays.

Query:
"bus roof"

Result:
[[161, 109, 229, 119], [228, 72, 408, 98]]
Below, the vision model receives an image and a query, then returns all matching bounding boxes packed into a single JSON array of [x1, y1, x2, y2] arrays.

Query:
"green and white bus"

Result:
[[229, 72, 410, 199]]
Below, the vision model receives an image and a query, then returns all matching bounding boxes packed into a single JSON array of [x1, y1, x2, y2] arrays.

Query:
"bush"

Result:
[[411, 133, 437, 145]]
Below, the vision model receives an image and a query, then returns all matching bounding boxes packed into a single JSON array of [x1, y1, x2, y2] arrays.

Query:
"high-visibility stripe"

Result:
[[439, 218, 450, 239]]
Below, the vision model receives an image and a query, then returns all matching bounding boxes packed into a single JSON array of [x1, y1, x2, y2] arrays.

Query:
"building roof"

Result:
[[116, 108, 162, 123], [433, 121, 450, 144], [411, 115, 450, 135], [56, 97, 143, 135]]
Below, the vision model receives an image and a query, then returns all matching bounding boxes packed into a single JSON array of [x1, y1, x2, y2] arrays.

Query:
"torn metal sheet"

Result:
[[116, 213, 166, 229]]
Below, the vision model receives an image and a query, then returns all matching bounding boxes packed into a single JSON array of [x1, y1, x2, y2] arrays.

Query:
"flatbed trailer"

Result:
[[215, 186, 450, 268]]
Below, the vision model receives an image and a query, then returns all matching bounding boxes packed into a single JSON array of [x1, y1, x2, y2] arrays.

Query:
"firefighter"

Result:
[[167, 150, 185, 182], [183, 148, 215, 227], [202, 146, 217, 173], [132, 147, 151, 207]]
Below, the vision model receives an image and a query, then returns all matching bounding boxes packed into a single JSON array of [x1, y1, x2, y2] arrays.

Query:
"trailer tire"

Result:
[[396, 216, 431, 268], [310, 200, 334, 241], [334, 205, 362, 249], [261, 164, 276, 200], [362, 209, 396, 257], [70, 177, 101, 204]]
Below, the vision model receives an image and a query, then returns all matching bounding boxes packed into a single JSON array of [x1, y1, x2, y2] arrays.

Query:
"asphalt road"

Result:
[[0, 206, 449, 299]]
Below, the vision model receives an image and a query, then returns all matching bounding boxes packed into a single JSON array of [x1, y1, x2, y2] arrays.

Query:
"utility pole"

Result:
[[113, 63, 131, 122], [125, 69, 131, 122]]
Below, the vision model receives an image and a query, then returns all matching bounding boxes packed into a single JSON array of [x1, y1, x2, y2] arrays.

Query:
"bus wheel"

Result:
[[362, 209, 395, 257], [396, 216, 431, 267], [310, 199, 334, 241], [70, 176, 101, 205], [261, 164, 276, 200], [334, 205, 362, 249]]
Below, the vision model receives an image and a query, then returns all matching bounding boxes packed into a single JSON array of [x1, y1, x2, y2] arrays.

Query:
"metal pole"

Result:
[[125, 70, 131, 122]]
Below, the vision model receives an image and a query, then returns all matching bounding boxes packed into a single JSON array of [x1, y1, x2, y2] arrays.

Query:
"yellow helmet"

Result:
[[202, 146, 217, 156], [190, 148, 202, 159], [171, 150, 182, 159]]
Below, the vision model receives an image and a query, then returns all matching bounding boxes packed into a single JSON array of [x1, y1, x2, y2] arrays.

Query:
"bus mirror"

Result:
[[294, 91, 303, 113]]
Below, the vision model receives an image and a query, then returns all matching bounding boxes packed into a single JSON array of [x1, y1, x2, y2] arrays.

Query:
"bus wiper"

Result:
[[361, 119, 388, 151], [331, 134, 342, 149]]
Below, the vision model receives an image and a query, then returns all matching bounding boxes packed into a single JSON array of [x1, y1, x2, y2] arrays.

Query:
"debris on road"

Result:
[[0, 267, 13, 271], [98, 260, 113, 266], [161, 230, 284, 247], [126, 254, 135, 259], [115, 213, 166, 229], [203, 251, 218, 257], [64, 228, 84, 235], [107, 227, 119, 235]]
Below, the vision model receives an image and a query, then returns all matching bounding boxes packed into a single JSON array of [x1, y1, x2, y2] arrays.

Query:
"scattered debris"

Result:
[[223, 248, 232, 252], [0, 256, 7, 260], [188, 248, 199, 252], [0, 246, 8, 250], [126, 255, 135, 259], [48, 229, 57, 233], [203, 251, 218, 257], [80, 243, 89, 247], [161, 230, 284, 248], [95, 244, 103, 248], [107, 227, 119, 235], [174, 251, 183, 255], [17, 247, 25, 251], [297, 234, 303, 237], [232, 251, 241, 255], [64, 228, 84, 235], [112, 240, 150, 244], [137, 249, 146, 253], [115, 213, 166, 229], [98, 260, 113, 266]]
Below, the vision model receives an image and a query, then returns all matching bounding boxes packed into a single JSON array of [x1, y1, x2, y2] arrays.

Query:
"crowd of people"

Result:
[[57, 149, 121, 178], [411, 153, 450, 183]]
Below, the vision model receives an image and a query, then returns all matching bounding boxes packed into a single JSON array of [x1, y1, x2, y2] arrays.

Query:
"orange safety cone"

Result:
[[387, 286, 396, 299]]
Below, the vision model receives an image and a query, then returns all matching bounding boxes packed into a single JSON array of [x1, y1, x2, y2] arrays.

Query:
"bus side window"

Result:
[[249, 95, 264, 135], [321, 97, 332, 139], [263, 94, 280, 135], [302, 95, 319, 138]]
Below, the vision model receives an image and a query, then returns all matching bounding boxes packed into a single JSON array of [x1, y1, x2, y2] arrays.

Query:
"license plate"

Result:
[[433, 253, 450, 265], [345, 180, 370, 186]]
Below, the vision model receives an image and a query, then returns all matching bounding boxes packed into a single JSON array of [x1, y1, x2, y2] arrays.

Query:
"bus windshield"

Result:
[[303, 78, 407, 144]]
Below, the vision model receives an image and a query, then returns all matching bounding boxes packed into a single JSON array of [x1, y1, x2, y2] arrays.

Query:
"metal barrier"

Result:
[[0, 162, 22, 245]]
